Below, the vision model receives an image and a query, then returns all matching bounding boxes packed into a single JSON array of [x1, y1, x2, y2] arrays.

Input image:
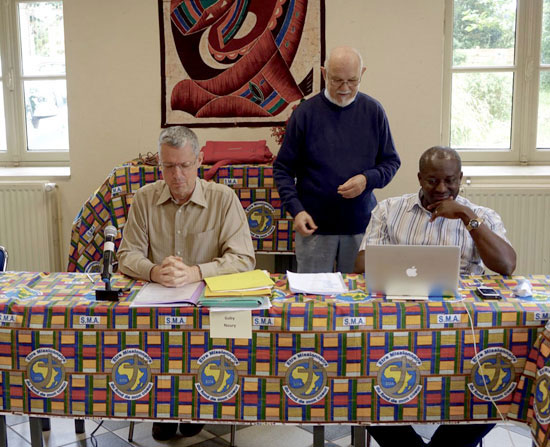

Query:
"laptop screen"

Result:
[[364, 245, 460, 299]]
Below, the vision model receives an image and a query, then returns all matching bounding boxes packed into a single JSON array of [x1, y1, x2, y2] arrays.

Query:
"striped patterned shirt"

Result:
[[359, 192, 510, 275]]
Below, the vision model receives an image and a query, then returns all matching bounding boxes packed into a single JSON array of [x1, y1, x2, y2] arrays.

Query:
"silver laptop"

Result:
[[364, 245, 460, 300]]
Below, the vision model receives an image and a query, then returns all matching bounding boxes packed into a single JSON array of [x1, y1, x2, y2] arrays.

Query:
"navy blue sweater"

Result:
[[273, 92, 401, 235]]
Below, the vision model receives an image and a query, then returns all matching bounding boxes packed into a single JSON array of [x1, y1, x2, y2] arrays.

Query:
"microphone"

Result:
[[101, 225, 117, 286]]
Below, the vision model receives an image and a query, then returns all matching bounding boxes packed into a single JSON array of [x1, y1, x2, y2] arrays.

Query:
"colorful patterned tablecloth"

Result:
[[67, 163, 294, 273], [1, 272, 550, 445], [516, 317, 550, 447]]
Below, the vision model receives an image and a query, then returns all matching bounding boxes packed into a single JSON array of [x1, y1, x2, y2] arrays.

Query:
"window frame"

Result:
[[0, 0, 69, 167], [442, 0, 550, 164]]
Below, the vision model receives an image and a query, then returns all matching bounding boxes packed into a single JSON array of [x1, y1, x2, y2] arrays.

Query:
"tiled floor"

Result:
[[1, 415, 535, 447]]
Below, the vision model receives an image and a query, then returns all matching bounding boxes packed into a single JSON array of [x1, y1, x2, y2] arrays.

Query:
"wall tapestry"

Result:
[[159, 0, 325, 127]]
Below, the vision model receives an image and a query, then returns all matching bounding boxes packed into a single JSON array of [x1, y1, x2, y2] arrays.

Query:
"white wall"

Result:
[[57, 0, 446, 266]]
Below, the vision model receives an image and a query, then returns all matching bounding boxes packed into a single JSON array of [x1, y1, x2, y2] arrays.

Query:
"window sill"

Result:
[[462, 165, 550, 179], [0, 166, 70, 180]]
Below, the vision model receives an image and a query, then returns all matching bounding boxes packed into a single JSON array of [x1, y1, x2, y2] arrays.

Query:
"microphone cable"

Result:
[[460, 298, 518, 447], [89, 420, 104, 447]]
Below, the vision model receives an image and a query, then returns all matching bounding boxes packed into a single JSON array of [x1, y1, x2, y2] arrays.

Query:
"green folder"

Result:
[[198, 296, 268, 308]]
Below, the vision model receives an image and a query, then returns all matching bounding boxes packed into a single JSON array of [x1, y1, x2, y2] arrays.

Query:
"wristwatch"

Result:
[[466, 216, 483, 231]]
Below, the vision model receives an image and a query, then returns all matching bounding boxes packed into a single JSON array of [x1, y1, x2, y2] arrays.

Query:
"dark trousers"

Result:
[[367, 423, 495, 447]]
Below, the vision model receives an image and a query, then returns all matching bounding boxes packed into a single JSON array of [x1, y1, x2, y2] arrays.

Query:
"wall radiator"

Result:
[[0, 182, 62, 272], [462, 183, 550, 275]]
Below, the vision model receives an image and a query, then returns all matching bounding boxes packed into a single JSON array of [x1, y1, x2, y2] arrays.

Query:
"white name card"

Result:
[[210, 311, 252, 339]]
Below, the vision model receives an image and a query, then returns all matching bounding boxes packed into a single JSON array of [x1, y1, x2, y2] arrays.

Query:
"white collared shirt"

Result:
[[359, 192, 510, 275]]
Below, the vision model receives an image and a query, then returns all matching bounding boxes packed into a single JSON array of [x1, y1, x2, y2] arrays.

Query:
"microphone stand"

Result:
[[95, 277, 121, 301], [95, 262, 128, 301], [95, 225, 126, 301]]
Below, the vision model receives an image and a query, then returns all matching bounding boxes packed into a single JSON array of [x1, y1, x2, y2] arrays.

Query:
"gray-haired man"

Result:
[[118, 126, 255, 439]]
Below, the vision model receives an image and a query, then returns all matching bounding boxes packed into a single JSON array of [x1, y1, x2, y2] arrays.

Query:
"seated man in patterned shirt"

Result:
[[118, 126, 255, 440], [354, 146, 516, 447]]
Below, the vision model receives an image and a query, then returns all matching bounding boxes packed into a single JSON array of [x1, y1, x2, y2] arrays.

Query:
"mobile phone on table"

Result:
[[476, 287, 502, 300]]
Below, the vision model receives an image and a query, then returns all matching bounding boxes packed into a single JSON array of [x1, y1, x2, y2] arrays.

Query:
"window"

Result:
[[0, 1, 68, 166], [443, 0, 550, 163]]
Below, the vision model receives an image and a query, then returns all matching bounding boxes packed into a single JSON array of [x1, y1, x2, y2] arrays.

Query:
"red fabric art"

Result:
[[161, 0, 323, 125]]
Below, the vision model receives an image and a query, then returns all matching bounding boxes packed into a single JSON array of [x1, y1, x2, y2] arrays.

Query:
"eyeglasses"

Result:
[[328, 77, 361, 87], [160, 159, 197, 171]]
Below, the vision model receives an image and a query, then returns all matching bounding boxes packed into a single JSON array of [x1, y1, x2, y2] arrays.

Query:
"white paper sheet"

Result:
[[286, 271, 348, 295], [130, 281, 205, 307]]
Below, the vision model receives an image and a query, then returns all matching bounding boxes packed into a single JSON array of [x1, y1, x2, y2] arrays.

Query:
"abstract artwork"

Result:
[[159, 0, 325, 126]]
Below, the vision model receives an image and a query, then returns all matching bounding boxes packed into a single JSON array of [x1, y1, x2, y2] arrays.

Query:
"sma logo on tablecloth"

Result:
[[25, 348, 68, 397], [246, 201, 275, 239], [283, 352, 329, 405], [375, 350, 422, 404], [468, 347, 517, 401], [534, 366, 550, 425], [109, 349, 153, 400], [195, 349, 240, 402]]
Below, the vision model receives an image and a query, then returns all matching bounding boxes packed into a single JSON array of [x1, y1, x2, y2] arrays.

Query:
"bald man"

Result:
[[274, 46, 400, 273]]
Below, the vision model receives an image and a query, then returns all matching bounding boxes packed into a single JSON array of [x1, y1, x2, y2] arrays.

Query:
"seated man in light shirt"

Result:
[[118, 125, 255, 440], [354, 146, 516, 447]]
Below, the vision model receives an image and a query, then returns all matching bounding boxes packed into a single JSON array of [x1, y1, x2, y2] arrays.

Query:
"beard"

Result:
[[325, 89, 358, 107]]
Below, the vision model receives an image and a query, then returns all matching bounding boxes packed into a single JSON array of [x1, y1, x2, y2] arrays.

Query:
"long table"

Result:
[[1, 272, 550, 446]]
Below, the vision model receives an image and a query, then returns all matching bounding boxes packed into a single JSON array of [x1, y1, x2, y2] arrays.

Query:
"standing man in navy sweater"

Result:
[[274, 46, 401, 273]]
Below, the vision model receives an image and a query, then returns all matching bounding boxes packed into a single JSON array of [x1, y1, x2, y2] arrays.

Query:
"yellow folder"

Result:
[[204, 269, 274, 293], [203, 284, 272, 297]]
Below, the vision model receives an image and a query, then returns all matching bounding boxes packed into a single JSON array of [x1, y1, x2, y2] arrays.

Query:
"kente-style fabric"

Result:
[[67, 163, 294, 273], [1, 271, 550, 447]]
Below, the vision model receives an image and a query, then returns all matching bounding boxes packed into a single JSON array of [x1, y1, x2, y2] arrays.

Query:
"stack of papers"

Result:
[[287, 271, 348, 295], [129, 270, 275, 309], [131, 281, 205, 307], [200, 270, 274, 309]]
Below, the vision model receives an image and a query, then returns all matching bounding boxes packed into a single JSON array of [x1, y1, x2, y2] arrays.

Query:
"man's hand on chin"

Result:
[[150, 256, 202, 287], [427, 198, 471, 222]]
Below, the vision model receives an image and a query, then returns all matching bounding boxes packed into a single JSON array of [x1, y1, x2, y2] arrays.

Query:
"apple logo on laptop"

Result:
[[406, 266, 418, 277]]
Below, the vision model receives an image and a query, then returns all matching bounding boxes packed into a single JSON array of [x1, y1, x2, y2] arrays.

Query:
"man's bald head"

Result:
[[321, 46, 366, 107], [419, 146, 462, 173], [324, 46, 364, 73]]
